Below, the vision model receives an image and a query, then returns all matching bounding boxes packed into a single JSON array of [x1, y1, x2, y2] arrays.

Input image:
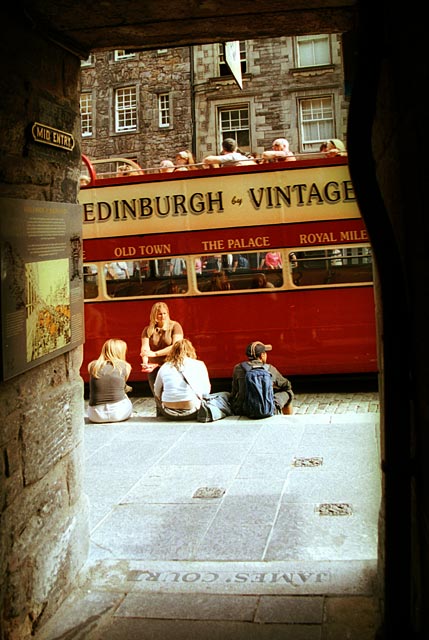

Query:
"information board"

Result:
[[0, 198, 84, 380]]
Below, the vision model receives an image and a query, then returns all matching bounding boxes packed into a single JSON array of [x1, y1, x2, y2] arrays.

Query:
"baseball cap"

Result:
[[246, 341, 273, 358]]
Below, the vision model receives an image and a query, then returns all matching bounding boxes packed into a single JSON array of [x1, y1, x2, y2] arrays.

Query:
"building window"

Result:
[[299, 97, 334, 149], [158, 93, 170, 127], [296, 35, 331, 67], [115, 86, 137, 132], [80, 93, 93, 137], [218, 42, 247, 76], [81, 54, 94, 67], [114, 50, 136, 61], [218, 105, 250, 150]]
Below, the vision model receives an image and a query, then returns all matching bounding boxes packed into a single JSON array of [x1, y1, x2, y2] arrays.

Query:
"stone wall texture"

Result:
[[0, 14, 88, 640]]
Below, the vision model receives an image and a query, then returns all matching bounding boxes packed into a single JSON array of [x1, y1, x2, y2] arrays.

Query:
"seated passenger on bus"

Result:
[[159, 159, 175, 173], [174, 150, 197, 171], [87, 339, 133, 423], [261, 138, 296, 163], [210, 271, 231, 291], [153, 339, 210, 420], [117, 163, 144, 176], [202, 138, 249, 168], [140, 302, 184, 397], [230, 341, 294, 417], [324, 139, 347, 157], [251, 273, 274, 289]]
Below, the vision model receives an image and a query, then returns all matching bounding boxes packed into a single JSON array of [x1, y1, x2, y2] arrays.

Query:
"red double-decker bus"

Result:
[[79, 154, 377, 382]]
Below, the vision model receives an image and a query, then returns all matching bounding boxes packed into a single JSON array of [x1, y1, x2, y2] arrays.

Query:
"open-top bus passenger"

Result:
[[202, 138, 249, 168], [159, 159, 174, 172], [87, 339, 133, 423], [140, 302, 184, 397], [174, 149, 197, 171], [324, 139, 347, 157], [261, 138, 296, 163]]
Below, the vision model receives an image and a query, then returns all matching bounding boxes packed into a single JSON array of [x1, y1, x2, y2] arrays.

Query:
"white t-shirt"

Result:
[[219, 152, 249, 166], [154, 358, 211, 402]]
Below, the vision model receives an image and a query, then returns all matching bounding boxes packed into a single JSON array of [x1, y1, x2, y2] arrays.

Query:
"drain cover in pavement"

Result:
[[292, 457, 323, 467], [317, 503, 353, 516], [192, 487, 225, 499]]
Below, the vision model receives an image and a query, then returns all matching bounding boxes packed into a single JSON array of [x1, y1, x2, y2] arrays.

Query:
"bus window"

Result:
[[83, 265, 98, 299], [292, 247, 373, 287], [197, 252, 283, 292], [104, 257, 189, 298]]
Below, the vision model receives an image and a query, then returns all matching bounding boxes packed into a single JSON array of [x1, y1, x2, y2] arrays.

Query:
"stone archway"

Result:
[[1, 2, 426, 638]]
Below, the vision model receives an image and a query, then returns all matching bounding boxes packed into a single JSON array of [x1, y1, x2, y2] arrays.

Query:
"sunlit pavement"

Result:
[[35, 391, 382, 640]]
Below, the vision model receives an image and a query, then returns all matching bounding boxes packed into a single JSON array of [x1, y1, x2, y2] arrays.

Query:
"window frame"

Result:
[[217, 104, 251, 152], [299, 96, 335, 150], [114, 50, 136, 61], [296, 34, 331, 68], [218, 41, 247, 77], [158, 93, 171, 128], [80, 92, 93, 138], [114, 86, 138, 133], [81, 53, 95, 67]]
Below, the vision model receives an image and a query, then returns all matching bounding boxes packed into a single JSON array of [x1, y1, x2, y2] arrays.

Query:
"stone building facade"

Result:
[[80, 35, 348, 169]]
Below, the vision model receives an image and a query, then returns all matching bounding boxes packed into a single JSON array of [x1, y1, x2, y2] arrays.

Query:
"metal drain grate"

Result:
[[317, 503, 353, 516], [293, 457, 323, 467], [192, 487, 225, 499]]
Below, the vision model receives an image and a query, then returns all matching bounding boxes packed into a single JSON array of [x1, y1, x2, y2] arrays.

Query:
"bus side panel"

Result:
[[81, 287, 377, 382]]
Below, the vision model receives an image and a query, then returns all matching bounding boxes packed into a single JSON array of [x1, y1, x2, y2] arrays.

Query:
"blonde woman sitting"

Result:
[[87, 339, 133, 423], [154, 339, 211, 420], [140, 301, 184, 397]]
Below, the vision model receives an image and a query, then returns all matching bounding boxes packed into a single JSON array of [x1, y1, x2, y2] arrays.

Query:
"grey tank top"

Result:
[[89, 362, 127, 406]]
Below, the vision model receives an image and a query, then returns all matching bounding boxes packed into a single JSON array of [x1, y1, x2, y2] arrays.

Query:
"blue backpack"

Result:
[[241, 361, 275, 419]]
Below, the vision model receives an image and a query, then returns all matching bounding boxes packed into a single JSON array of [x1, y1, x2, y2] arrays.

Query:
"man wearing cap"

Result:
[[230, 341, 294, 416]]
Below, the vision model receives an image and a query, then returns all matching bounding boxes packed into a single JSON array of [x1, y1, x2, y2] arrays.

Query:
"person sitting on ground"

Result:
[[87, 339, 133, 423], [154, 338, 211, 420], [159, 159, 175, 173], [230, 341, 294, 416], [174, 150, 197, 171], [140, 301, 184, 397], [202, 138, 249, 168], [324, 139, 347, 157], [261, 138, 296, 163]]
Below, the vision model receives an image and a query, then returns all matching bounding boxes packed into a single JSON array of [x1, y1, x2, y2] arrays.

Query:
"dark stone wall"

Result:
[[0, 13, 88, 640], [81, 47, 194, 170]]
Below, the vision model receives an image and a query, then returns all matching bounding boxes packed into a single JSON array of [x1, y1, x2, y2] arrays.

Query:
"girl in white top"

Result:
[[154, 339, 211, 419]]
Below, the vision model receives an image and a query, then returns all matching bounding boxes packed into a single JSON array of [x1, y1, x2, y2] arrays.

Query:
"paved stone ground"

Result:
[[131, 391, 380, 417], [36, 389, 382, 640]]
